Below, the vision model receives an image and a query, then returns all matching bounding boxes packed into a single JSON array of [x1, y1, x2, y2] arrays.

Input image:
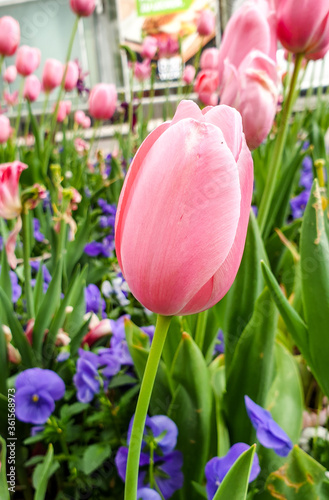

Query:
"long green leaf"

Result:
[[0, 249, 12, 301], [33, 444, 54, 500]]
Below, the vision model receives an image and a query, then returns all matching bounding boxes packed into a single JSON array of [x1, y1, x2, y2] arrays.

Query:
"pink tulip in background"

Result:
[[0, 115, 11, 143], [70, 0, 96, 17], [64, 61, 79, 91], [133, 60, 151, 82], [16, 46, 41, 77], [24, 75, 41, 102], [157, 38, 179, 58], [200, 47, 220, 70], [275, 0, 329, 60], [0, 16, 20, 57], [194, 69, 219, 106], [182, 65, 196, 84], [220, 50, 279, 150], [0, 161, 27, 219], [75, 110, 86, 126], [4, 91, 19, 107], [141, 36, 158, 59], [115, 100, 253, 316], [89, 83, 117, 120], [82, 314, 112, 346], [42, 59, 64, 92], [3, 65, 17, 84], [197, 9, 215, 37], [56, 101, 72, 122]]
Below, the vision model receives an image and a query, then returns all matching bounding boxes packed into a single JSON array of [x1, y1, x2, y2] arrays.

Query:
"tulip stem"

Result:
[[22, 209, 35, 319], [14, 78, 25, 138], [124, 314, 172, 500], [257, 53, 304, 237], [195, 310, 208, 352]]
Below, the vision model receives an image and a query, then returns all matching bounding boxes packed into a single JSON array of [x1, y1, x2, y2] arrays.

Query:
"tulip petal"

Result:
[[171, 100, 204, 125], [203, 104, 243, 161], [119, 118, 241, 315]]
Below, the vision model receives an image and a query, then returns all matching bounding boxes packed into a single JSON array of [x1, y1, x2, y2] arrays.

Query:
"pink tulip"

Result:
[[16, 45, 41, 77], [0, 115, 11, 144], [64, 61, 79, 91], [276, 0, 329, 60], [220, 50, 279, 150], [82, 116, 91, 128], [157, 37, 179, 58], [70, 0, 96, 17], [217, 0, 277, 86], [3, 65, 17, 84], [56, 100, 72, 122], [42, 59, 64, 93], [0, 17, 20, 57], [194, 69, 219, 106], [141, 36, 158, 59], [133, 59, 151, 81], [74, 110, 86, 125], [89, 83, 117, 121], [0, 161, 27, 219], [115, 100, 253, 315], [82, 313, 112, 346], [182, 65, 196, 84], [4, 91, 19, 107], [197, 9, 215, 36], [24, 75, 41, 102], [200, 48, 220, 70]]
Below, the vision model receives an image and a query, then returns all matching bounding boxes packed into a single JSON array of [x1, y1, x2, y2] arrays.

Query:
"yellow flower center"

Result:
[[32, 394, 39, 402]]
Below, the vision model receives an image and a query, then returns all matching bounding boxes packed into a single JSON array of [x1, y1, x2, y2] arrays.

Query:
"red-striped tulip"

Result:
[[0, 161, 27, 219], [115, 100, 253, 315]]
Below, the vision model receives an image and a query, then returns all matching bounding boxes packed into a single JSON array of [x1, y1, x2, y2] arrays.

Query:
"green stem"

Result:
[[0, 55, 4, 75], [149, 442, 155, 489], [124, 314, 172, 500], [257, 53, 304, 237], [194, 310, 208, 352], [88, 119, 101, 161], [22, 210, 35, 319], [39, 92, 49, 129], [14, 78, 25, 137]]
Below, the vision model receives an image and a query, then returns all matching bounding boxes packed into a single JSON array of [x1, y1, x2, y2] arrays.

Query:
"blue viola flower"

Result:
[[137, 488, 161, 500], [98, 348, 121, 378], [33, 218, 45, 242], [205, 443, 260, 499], [245, 396, 293, 457], [299, 156, 313, 190], [84, 235, 115, 258], [128, 414, 178, 455], [251, 205, 258, 217], [15, 368, 65, 424], [73, 349, 100, 403], [85, 284, 106, 317], [141, 325, 155, 342], [110, 315, 133, 366], [290, 190, 310, 219], [10, 271, 22, 303], [213, 329, 225, 355], [98, 199, 117, 216]]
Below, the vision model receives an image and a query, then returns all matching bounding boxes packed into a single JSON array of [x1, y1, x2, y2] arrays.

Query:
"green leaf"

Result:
[[300, 179, 329, 397], [169, 333, 212, 496], [120, 44, 137, 62], [33, 260, 46, 315], [213, 445, 256, 500], [209, 359, 230, 457], [0, 249, 12, 301], [81, 443, 111, 475], [65, 214, 91, 279], [0, 436, 10, 500], [60, 402, 89, 420], [226, 288, 277, 445], [33, 444, 55, 500]]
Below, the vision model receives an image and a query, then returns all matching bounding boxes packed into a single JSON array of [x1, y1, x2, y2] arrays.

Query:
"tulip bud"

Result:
[[182, 65, 196, 84], [194, 69, 219, 106], [89, 83, 117, 121], [141, 36, 158, 59], [24, 75, 41, 102], [70, 0, 96, 17], [197, 9, 215, 36], [82, 116, 91, 129], [0, 115, 11, 144], [64, 61, 79, 91], [16, 46, 41, 77], [42, 59, 64, 93], [3, 65, 17, 84], [0, 161, 27, 219], [200, 48, 220, 70], [0, 16, 20, 57], [115, 100, 253, 315], [56, 101, 72, 122], [74, 110, 86, 126], [133, 59, 151, 82]]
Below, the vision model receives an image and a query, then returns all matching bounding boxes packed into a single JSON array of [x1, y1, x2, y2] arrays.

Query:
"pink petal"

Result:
[[203, 105, 243, 161], [171, 100, 204, 125]]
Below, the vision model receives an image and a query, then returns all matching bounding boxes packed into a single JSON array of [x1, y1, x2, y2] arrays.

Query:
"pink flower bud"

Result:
[[16, 45, 41, 77], [133, 59, 151, 81], [4, 91, 19, 107], [42, 59, 64, 93], [200, 48, 220, 70], [194, 69, 219, 105], [115, 100, 253, 315], [56, 100, 72, 122], [89, 83, 117, 121], [182, 65, 196, 84], [70, 0, 96, 17], [141, 36, 158, 59], [157, 37, 179, 58], [82, 116, 91, 128], [0, 161, 27, 219], [24, 75, 41, 102], [0, 115, 11, 144], [3, 65, 17, 84], [74, 110, 86, 126], [197, 9, 215, 36], [64, 61, 79, 91], [0, 16, 20, 57]]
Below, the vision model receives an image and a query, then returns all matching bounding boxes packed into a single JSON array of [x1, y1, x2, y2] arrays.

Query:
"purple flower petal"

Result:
[[137, 488, 162, 500], [16, 387, 55, 424], [16, 368, 65, 400]]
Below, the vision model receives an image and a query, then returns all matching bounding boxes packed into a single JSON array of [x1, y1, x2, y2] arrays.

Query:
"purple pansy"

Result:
[[128, 414, 178, 455], [10, 271, 22, 303], [110, 315, 133, 366], [84, 235, 115, 258], [98, 347, 121, 378], [214, 329, 225, 355], [73, 349, 100, 403], [98, 199, 116, 216], [33, 218, 45, 242], [205, 443, 260, 500], [85, 284, 106, 317], [137, 488, 162, 500], [15, 368, 65, 424], [290, 190, 310, 219], [141, 325, 155, 343], [245, 396, 293, 457]]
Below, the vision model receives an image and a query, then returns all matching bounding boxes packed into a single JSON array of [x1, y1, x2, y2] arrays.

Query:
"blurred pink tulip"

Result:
[[24, 75, 41, 102], [89, 83, 117, 121], [182, 65, 196, 84], [70, 0, 96, 17], [133, 59, 151, 81], [276, 0, 329, 60], [157, 37, 179, 58], [16, 45, 41, 77], [0, 161, 27, 219], [197, 9, 215, 36], [4, 91, 19, 107], [56, 100, 72, 122], [74, 137, 89, 154], [194, 69, 219, 106], [115, 100, 253, 315], [220, 50, 279, 150], [141, 36, 158, 59], [0, 115, 11, 143], [3, 65, 17, 84], [200, 47, 220, 70], [217, 0, 277, 86], [3, 326, 21, 364], [42, 59, 64, 93], [82, 313, 112, 346], [64, 61, 79, 91], [74, 110, 86, 125], [0, 16, 20, 57], [82, 116, 91, 128]]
